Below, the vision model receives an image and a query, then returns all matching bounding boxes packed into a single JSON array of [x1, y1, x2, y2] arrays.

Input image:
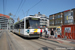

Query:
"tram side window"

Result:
[[10, 26, 13, 29], [20, 21, 24, 29], [26, 20, 30, 29], [14, 24, 20, 29], [14, 25, 16, 29]]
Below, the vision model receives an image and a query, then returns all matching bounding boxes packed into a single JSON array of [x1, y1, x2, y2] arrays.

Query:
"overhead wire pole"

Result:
[[26, 9, 29, 16], [22, 10, 25, 17], [3, 0, 5, 15], [5, 0, 7, 15], [19, 0, 42, 17], [17, 0, 26, 16], [26, 0, 42, 16]]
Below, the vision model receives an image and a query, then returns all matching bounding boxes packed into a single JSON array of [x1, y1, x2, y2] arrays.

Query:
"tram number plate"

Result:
[[34, 33, 37, 34]]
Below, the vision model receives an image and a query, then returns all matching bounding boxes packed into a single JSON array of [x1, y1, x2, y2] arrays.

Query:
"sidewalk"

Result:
[[40, 36, 75, 47]]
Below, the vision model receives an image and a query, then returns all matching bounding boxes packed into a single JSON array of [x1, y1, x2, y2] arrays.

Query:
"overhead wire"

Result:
[[17, 0, 26, 16], [28, 0, 42, 11], [3, 0, 5, 15], [3, 0, 7, 15], [19, 0, 42, 17], [26, 0, 42, 16], [15, 0, 24, 17], [6, 0, 7, 15]]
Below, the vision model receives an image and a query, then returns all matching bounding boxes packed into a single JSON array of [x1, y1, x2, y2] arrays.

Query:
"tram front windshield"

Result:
[[29, 19, 40, 29]]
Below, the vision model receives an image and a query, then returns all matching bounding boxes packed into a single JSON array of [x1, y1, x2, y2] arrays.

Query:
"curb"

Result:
[[40, 37, 61, 43], [40, 37, 75, 47]]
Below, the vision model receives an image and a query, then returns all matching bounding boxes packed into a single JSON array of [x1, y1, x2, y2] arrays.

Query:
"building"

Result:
[[30, 12, 49, 28], [0, 14, 14, 30], [8, 18, 14, 30], [49, 8, 75, 26], [49, 8, 75, 38]]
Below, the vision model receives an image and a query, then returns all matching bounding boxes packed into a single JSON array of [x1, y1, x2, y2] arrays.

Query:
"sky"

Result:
[[0, 0, 75, 22]]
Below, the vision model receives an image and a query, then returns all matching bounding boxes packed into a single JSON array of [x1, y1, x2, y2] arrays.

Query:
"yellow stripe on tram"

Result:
[[19, 29, 20, 35], [34, 29, 38, 32]]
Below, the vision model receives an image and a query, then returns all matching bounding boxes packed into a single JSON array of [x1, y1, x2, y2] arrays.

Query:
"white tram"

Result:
[[13, 16, 40, 38]]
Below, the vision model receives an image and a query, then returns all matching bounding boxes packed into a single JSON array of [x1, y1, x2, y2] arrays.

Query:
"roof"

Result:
[[49, 8, 75, 16], [24, 16, 40, 19], [0, 14, 10, 19]]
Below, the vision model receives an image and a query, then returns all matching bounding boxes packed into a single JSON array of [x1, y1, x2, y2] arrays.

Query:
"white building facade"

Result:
[[8, 18, 14, 30], [30, 12, 49, 28]]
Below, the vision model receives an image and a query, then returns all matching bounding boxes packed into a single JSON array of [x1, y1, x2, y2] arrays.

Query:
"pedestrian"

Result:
[[45, 27, 48, 35], [51, 28, 54, 38], [40, 28, 42, 37], [47, 29, 50, 38], [55, 30, 58, 39], [44, 27, 48, 38]]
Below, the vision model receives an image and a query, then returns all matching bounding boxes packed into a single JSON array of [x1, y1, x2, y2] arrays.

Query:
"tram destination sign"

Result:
[[31, 18, 39, 20]]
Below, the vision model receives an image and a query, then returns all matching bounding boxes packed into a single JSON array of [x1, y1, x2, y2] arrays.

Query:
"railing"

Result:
[[41, 30, 74, 40], [59, 31, 74, 40]]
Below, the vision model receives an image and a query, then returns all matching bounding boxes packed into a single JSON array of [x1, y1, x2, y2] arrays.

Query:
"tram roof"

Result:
[[24, 16, 40, 19], [14, 16, 40, 25]]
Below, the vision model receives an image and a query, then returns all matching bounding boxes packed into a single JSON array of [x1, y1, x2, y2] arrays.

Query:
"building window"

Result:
[[55, 20, 61, 24], [55, 15, 58, 19], [50, 16, 54, 20], [58, 15, 61, 18], [55, 14, 61, 19], [50, 21, 54, 24], [58, 20, 61, 23], [41, 17, 46, 18], [55, 20, 58, 24], [64, 11, 73, 24]]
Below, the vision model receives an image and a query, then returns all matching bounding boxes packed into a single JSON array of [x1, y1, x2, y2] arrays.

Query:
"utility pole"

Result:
[[26, 9, 29, 16]]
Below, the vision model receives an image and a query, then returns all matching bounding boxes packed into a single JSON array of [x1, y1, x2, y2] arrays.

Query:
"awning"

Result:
[[48, 26, 61, 28]]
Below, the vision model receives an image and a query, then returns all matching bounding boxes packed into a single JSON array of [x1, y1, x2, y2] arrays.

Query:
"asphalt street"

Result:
[[0, 30, 75, 50]]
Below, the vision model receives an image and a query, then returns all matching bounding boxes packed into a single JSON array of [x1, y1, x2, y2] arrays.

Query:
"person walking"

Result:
[[45, 27, 48, 35], [55, 30, 58, 39], [47, 29, 50, 38], [40, 28, 42, 37], [45, 27, 48, 38], [51, 28, 54, 38]]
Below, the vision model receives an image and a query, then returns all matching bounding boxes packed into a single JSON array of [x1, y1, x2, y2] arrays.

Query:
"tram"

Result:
[[13, 16, 40, 38]]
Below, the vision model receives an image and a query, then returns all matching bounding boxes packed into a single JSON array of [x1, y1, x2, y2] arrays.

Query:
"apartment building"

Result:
[[8, 18, 14, 30], [0, 14, 14, 30], [49, 8, 75, 26]]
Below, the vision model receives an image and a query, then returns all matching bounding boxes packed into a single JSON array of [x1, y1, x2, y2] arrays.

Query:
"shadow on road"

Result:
[[12, 32, 39, 40], [38, 46, 48, 50]]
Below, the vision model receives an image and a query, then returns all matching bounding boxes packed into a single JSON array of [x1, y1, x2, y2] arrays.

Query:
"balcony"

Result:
[[40, 23, 46, 25]]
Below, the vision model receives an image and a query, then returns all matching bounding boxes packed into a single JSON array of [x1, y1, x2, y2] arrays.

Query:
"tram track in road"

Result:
[[21, 38, 68, 50], [0, 30, 3, 39], [0, 30, 11, 50], [10, 32, 55, 50], [27, 39, 55, 50], [30, 39, 75, 50], [38, 39, 71, 48], [10, 31, 75, 50], [6, 31, 18, 50], [19, 37, 55, 50], [30, 40, 65, 50]]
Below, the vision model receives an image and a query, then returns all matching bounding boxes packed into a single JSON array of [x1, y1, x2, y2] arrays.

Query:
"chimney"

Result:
[[17, 17, 20, 21], [38, 12, 40, 14]]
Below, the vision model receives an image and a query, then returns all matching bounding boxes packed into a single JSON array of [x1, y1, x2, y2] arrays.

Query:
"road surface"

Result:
[[0, 30, 75, 50]]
